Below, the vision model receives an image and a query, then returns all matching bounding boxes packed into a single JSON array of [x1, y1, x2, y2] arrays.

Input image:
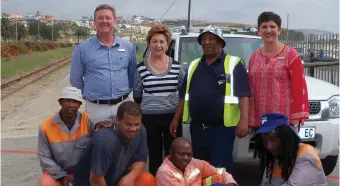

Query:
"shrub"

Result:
[[1, 41, 73, 58]]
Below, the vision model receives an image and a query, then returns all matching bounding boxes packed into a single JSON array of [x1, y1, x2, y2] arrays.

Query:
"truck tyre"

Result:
[[321, 155, 338, 176]]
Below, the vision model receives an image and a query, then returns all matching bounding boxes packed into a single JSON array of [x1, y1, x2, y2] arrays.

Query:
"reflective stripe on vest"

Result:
[[202, 168, 225, 186], [182, 55, 242, 127], [216, 168, 225, 174]]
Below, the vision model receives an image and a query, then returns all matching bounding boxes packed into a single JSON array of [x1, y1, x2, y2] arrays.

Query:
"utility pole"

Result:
[[15, 18, 18, 41], [130, 24, 132, 42], [36, 11, 41, 40], [286, 14, 289, 41], [38, 19, 40, 39], [187, 0, 191, 32], [51, 20, 54, 41]]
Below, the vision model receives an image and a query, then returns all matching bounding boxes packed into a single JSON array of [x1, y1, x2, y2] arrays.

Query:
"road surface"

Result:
[[1, 65, 339, 186]]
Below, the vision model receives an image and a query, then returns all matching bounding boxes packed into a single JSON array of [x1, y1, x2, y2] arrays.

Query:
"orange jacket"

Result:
[[37, 112, 92, 180]]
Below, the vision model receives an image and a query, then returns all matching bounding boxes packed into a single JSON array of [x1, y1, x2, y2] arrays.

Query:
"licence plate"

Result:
[[298, 127, 316, 140]]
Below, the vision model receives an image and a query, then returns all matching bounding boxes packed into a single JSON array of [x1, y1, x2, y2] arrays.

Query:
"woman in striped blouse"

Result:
[[133, 24, 185, 176]]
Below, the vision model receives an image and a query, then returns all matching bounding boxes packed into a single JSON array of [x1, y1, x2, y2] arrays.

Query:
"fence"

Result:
[[303, 62, 339, 86], [279, 33, 339, 62]]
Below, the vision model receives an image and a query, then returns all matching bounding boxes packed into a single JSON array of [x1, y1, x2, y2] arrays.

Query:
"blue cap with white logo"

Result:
[[255, 113, 299, 138]]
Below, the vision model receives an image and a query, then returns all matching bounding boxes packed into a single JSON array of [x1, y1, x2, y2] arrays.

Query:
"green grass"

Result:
[[2, 50, 144, 78], [136, 52, 143, 62], [1, 47, 74, 78]]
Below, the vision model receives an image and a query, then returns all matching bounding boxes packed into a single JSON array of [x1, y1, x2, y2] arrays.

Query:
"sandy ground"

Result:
[[1, 64, 84, 139], [1, 65, 339, 186]]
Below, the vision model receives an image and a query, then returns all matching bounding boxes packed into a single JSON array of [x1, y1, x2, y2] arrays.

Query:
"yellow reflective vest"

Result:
[[182, 55, 243, 127]]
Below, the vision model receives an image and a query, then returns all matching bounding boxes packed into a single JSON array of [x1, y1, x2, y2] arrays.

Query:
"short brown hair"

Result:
[[117, 101, 142, 119], [94, 4, 116, 19], [146, 24, 172, 45]]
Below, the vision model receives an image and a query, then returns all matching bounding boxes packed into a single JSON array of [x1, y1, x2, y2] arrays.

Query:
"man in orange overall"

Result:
[[37, 87, 111, 186], [156, 137, 238, 186]]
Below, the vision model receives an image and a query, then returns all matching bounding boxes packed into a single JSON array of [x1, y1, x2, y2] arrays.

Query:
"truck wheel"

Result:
[[321, 155, 338, 176]]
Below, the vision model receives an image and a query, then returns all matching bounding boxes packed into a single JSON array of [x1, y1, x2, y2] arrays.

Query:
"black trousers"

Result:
[[142, 113, 183, 176]]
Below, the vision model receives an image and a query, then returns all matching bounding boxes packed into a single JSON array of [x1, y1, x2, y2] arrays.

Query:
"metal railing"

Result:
[[303, 62, 339, 86], [280, 34, 339, 62]]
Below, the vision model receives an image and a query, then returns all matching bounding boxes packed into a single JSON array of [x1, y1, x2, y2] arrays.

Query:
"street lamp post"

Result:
[[187, 0, 191, 32], [37, 18, 40, 39], [15, 18, 18, 41], [51, 20, 54, 41]]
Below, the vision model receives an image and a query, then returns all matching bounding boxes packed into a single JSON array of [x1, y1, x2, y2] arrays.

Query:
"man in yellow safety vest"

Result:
[[169, 25, 251, 173]]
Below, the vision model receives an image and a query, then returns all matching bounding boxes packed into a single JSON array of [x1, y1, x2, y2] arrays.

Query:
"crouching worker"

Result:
[[254, 113, 328, 186], [156, 137, 238, 186], [38, 87, 112, 186], [73, 101, 156, 186]]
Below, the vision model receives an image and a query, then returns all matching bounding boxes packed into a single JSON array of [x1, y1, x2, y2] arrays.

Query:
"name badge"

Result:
[[118, 48, 125, 52], [277, 56, 285, 60]]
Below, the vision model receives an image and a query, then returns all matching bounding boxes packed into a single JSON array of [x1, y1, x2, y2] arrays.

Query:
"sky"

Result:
[[1, 0, 339, 33]]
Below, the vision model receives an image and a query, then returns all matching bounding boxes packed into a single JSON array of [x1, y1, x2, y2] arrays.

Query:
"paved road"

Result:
[[1, 65, 339, 186], [1, 136, 339, 186]]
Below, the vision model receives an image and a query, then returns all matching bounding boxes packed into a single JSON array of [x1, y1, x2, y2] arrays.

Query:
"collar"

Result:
[[52, 111, 82, 125], [113, 123, 131, 146], [200, 50, 226, 65], [164, 156, 201, 181], [164, 156, 193, 173], [94, 34, 121, 49]]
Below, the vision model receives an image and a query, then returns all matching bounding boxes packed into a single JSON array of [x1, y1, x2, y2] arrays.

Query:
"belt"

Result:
[[89, 94, 128, 105]]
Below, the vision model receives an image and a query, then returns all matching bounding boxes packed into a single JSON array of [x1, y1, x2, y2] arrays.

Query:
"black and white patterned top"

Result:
[[133, 57, 185, 114]]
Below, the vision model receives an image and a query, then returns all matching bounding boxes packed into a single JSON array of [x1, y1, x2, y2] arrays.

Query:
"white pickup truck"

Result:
[[142, 31, 339, 176]]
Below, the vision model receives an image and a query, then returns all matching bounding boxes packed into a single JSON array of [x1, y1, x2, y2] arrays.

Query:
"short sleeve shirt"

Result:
[[73, 124, 148, 186], [179, 51, 251, 126]]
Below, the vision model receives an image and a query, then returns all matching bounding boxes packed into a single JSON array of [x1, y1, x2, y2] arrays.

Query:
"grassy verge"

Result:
[[136, 52, 143, 62], [1, 47, 74, 78]]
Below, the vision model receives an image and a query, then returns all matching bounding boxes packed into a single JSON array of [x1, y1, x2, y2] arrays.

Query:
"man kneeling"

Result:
[[73, 101, 156, 186], [38, 87, 112, 186], [156, 137, 238, 186]]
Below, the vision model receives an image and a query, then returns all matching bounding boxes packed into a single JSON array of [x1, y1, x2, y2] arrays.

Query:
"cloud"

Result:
[[1, 0, 339, 33]]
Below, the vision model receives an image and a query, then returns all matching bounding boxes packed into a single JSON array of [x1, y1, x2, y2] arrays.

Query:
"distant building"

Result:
[[5, 13, 24, 19], [75, 20, 93, 27], [42, 15, 54, 22]]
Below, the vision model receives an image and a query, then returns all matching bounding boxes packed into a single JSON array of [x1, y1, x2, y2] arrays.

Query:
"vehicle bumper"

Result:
[[183, 118, 339, 162], [303, 118, 340, 158]]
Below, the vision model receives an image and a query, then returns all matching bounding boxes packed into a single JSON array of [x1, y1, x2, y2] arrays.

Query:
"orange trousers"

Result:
[[40, 171, 73, 186], [41, 171, 156, 186]]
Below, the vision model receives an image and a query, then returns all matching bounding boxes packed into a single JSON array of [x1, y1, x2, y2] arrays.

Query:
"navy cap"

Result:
[[255, 113, 299, 138]]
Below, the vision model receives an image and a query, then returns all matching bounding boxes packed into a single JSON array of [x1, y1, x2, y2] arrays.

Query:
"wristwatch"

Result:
[[291, 124, 299, 128], [290, 120, 301, 128]]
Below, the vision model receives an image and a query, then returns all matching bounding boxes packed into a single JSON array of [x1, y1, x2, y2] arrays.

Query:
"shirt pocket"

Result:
[[217, 73, 227, 95], [84, 51, 109, 70], [112, 52, 130, 92], [112, 52, 130, 70], [71, 134, 90, 166]]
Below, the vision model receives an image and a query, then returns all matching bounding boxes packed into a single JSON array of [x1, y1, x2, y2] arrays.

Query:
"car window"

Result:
[[168, 40, 176, 58], [178, 37, 263, 70]]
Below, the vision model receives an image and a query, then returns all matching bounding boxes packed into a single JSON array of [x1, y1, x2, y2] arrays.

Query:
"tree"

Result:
[[1, 16, 28, 41], [28, 20, 61, 40], [17, 22, 28, 40], [1, 16, 15, 41], [280, 29, 305, 41], [75, 26, 89, 37]]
